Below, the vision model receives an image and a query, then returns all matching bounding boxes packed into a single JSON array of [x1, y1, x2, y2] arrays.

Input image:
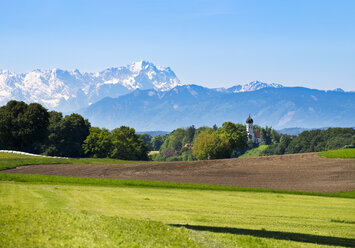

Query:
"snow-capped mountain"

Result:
[[0, 61, 181, 112], [2, 61, 353, 131], [221, 81, 283, 93], [1, 61, 288, 112]]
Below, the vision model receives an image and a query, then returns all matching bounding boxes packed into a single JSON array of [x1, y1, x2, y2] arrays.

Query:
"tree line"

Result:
[[1, 100, 353, 161], [149, 122, 249, 161], [145, 123, 354, 161], [0, 101, 148, 160], [262, 128, 355, 155]]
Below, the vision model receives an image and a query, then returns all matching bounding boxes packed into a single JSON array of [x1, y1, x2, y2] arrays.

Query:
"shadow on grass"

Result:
[[171, 224, 355, 247]]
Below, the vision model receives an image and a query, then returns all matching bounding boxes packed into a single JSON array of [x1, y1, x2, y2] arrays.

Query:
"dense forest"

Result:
[[0, 101, 148, 160], [0, 100, 353, 161]]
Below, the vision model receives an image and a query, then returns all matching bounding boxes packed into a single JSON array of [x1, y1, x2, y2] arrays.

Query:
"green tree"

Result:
[[138, 133, 153, 150], [42, 111, 63, 155], [263, 134, 293, 155], [193, 129, 231, 160], [159, 128, 186, 157], [234, 123, 246, 133], [218, 122, 248, 150], [151, 135, 165, 151], [261, 126, 272, 145], [43, 113, 91, 157], [185, 125, 196, 143], [0, 100, 49, 152], [271, 129, 281, 144], [278, 135, 292, 154], [110, 126, 148, 160], [82, 127, 112, 158], [193, 126, 213, 140]]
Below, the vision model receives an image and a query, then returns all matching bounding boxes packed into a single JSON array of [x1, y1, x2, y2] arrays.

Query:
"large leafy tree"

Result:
[[261, 126, 273, 145], [82, 127, 112, 158], [138, 133, 153, 150], [218, 122, 248, 151], [185, 125, 196, 143], [43, 112, 91, 157], [43, 111, 63, 155], [0, 100, 49, 151], [192, 129, 231, 160], [193, 126, 213, 140], [159, 128, 186, 157], [110, 126, 148, 160], [151, 135, 165, 151]]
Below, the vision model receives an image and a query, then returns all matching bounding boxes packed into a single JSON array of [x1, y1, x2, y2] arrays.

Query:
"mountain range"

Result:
[[1, 61, 354, 131], [81, 84, 355, 131], [0, 61, 180, 112]]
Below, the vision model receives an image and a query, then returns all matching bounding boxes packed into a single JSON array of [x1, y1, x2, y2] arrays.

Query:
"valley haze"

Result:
[[1, 61, 354, 131]]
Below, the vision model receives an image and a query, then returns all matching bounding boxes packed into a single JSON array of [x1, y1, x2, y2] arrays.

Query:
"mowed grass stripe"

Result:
[[0, 206, 201, 248], [1, 173, 354, 199]]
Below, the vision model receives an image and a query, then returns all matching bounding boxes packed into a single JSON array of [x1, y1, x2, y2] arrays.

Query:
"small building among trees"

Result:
[[246, 114, 262, 144]]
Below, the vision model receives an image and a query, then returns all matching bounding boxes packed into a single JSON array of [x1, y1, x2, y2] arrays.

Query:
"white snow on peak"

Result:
[[0, 61, 181, 112], [129, 61, 143, 73], [227, 81, 284, 93], [332, 88, 344, 92], [1, 63, 291, 114]]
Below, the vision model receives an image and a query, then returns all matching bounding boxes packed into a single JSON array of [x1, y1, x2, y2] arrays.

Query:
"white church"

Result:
[[246, 114, 262, 143]]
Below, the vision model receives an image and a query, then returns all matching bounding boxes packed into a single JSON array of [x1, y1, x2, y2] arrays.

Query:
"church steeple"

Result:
[[246, 114, 255, 141], [246, 114, 253, 124]]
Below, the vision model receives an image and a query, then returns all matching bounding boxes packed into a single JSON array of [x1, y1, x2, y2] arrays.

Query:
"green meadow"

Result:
[[239, 147, 355, 159], [239, 145, 269, 158], [1, 176, 354, 247], [0, 151, 354, 247], [319, 148, 355, 159]]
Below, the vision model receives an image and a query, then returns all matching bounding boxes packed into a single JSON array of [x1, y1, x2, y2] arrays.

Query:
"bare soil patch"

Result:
[[3, 153, 355, 192]]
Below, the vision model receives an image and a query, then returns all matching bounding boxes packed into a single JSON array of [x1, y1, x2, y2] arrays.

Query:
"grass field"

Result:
[[239, 145, 269, 158], [1, 206, 199, 248], [1, 151, 355, 247], [0, 152, 145, 171], [0, 175, 354, 247], [319, 148, 355, 159]]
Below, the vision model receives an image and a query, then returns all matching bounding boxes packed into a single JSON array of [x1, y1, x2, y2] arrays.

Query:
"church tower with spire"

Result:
[[246, 114, 255, 142]]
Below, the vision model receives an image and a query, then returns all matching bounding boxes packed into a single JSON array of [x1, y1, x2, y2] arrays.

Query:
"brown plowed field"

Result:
[[3, 153, 355, 192]]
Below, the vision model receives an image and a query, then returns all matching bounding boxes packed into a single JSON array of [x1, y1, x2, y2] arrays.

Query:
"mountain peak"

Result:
[[227, 81, 284, 93], [332, 88, 345, 93], [129, 61, 144, 72], [127, 60, 157, 73]]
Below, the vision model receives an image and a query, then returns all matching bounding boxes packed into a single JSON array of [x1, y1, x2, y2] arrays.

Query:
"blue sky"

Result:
[[1, 0, 355, 91]]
